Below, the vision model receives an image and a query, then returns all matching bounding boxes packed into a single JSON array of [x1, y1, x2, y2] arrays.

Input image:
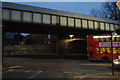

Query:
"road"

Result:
[[2, 57, 118, 79]]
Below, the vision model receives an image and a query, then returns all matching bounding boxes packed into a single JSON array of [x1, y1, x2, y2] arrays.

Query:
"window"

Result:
[[106, 48, 110, 54], [75, 19, 81, 28], [33, 13, 41, 23], [105, 23, 110, 31], [52, 15, 57, 25], [43, 14, 50, 24], [23, 12, 32, 22], [94, 21, 99, 29], [94, 38, 99, 42], [60, 16, 67, 26], [100, 48, 105, 54], [100, 22, 104, 30], [88, 20, 93, 29], [68, 18, 74, 27], [118, 48, 120, 54], [110, 24, 114, 31], [106, 37, 110, 42], [113, 48, 117, 54], [11, 10, 21, 21], [2, 9, 10, 20], [96, 48, 100, 54], [115, 25, 119, 30], [82, 20, 87, 29], [116, 37, 120, 41]]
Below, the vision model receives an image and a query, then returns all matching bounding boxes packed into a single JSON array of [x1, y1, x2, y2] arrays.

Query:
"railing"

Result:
[[3, 50, 56, 56]]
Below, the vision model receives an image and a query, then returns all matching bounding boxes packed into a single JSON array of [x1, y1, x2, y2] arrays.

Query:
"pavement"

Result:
[[70, 72, 120, 80]]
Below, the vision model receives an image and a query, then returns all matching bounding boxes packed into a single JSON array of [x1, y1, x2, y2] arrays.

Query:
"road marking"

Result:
[[9, 66, 22, 69], [25, 70, 42, 80]]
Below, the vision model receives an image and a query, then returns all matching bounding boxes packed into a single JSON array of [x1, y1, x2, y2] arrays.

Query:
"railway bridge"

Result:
[[1, 2, 120, 58]]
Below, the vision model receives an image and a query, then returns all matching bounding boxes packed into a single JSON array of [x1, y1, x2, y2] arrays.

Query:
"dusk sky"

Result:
[[16, 2, 103, 16]]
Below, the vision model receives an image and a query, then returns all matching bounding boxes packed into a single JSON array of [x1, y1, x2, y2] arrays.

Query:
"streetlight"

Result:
[[111, 31, 117, 75], [69, 35, 74, 38]]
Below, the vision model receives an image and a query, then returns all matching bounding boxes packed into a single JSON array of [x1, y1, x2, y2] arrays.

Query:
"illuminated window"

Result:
[[96, 48, 99, 54], [23, 12, 32, 22], [68, 18, 74, 27], [94, 21, 98, 29], [75, 19, 81, 28], [2, 9, 10, 20], [110, 24, 114, 31], [94, 38, 99, 42], [106, 48, 110, 54], [113, 48, 117, 54], [100, 48, 105, 54], [100, 22, 104, 30], [116, 37, 120, 41], [118, 48, 120, 54], [101, 38, 104, 42], [88, 20, 93, 29], [11, 10, 21, 21], [106, 37, 110, 42], [60, 16, 67, 26], [43, 14, 50, 24], [52, 15, 57, 25], [82, 20, 87, 29], [115, 25, 119, 30], [33, 13, 41, 23], [105, 23, 110, 31]]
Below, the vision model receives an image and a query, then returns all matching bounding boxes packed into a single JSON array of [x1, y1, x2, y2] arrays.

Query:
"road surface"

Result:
[[2, 57, 118, 79]]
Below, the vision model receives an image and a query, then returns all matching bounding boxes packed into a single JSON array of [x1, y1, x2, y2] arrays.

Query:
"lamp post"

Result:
[[111, 32, 117, 75]]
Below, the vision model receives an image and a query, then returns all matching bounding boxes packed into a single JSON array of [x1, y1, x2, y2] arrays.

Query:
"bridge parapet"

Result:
[[2, 2, 120, 32]]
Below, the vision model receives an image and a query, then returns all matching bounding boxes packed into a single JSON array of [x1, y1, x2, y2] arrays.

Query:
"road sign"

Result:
[[116, 0, 120, 10]]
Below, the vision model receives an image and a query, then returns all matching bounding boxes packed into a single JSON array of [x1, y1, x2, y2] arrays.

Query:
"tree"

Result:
[[23, 34, 45, 45], [90, 2, 120, 20], [12, 33, 23, 45], [4, 32, 24, 45]]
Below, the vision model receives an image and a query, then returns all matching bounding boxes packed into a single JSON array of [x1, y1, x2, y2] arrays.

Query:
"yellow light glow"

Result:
[[116, 0, 120, 10]]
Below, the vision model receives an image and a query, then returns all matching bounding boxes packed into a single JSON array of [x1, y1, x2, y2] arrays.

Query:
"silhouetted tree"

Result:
[[12, 33, 23, 45], [90, 2, 120, 20]]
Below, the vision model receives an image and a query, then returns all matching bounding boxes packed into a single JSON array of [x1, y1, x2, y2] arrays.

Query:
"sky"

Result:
[[16, 2, 103, 15]]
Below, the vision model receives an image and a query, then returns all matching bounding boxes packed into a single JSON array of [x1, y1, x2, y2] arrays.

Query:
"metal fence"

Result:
[[3, 50, 56, 56]]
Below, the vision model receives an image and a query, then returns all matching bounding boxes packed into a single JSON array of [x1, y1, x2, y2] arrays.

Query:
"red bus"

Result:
[[87, 35, 120, 62]]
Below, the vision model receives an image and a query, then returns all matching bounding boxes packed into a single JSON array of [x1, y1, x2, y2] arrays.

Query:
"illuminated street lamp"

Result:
[[69, 35, 74, 38], [111, 32, 117, 75]]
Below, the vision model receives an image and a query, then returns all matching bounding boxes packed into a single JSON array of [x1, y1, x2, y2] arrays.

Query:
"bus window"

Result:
[[118, 48, 120, 54], [113, 48, 117, 54], [106, 38, 110, 42], [106, 48, 110, 54], [116, 37, 120, 41], [103, 38, 106, 42], [96, 48, 99, 54], [101, 38, 104, 42], [94, 38, 99, 42], [100, 48, 105, 54], [103, 50, 109, 54], [112, 37, 116, 42], [98, 38, 101, 42]]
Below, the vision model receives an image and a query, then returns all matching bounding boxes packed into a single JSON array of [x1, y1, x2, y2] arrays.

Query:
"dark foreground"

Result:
[[2, 57, 120, 80]]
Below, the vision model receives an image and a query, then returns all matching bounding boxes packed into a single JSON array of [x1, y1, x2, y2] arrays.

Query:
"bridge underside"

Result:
[[3, 21, 112, 35], [3, 21, 114, 58]]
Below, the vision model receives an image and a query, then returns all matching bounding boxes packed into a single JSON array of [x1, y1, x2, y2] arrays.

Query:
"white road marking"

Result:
[[26, 70, 42, 80], [9, 66, 22, 69]]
